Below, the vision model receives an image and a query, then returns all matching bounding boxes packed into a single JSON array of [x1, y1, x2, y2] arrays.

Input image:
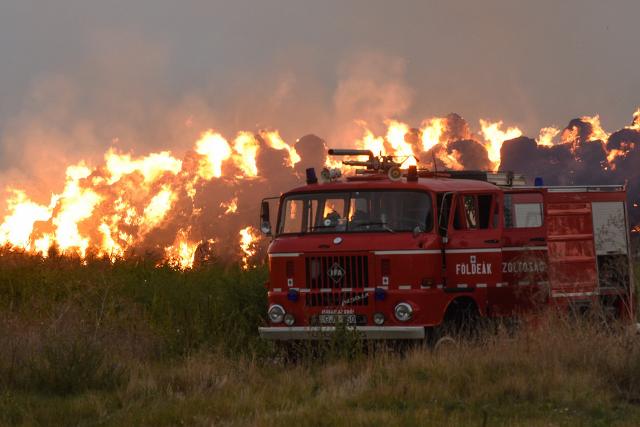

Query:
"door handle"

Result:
[[530, 237, 545, 242], [484, 239, 499, 244]]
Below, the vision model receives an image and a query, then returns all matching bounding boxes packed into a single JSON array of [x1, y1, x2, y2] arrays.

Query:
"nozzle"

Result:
[[328, 149, 373, 158]]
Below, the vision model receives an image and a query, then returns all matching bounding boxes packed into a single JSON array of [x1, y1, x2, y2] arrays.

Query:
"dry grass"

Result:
[[0, 250, 639, 426]]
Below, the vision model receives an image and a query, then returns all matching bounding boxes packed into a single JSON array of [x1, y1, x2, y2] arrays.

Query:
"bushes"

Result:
[[121, 263, 269, 356], [7, 334, 127, 395], [0, 251, 268, 397], [0, 252, 268, 358]]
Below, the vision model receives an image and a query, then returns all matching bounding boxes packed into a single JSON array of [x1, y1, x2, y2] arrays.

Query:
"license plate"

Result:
[[319, 314, 357, 325]]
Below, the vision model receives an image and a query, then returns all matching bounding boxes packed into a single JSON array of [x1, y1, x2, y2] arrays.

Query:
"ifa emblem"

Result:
[[327, 262, 345, 283]]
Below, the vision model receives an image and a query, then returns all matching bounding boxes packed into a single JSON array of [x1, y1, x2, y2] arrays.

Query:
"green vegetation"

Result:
[[1, 250, 639, 426]]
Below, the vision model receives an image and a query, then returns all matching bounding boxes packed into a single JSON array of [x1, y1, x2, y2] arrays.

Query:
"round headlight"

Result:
[[394, 302, 413, 322], [268, 304, 285, 323], [284, 313, 295, 326], [373, 312, 385, 325]]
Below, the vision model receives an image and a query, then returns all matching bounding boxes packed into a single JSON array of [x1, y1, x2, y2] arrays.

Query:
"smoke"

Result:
[[0, 25, 639, 266], [0, 40, 418, 263], [331, 53, 413, 144]]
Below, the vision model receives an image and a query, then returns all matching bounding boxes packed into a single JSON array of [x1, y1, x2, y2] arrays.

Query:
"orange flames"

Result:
[[260, 130, 301, 167], [478, 120, 522, 169], [353, 111, 638, 172], [220, 197, 238, 215], [356, 116, 522, 171], [162, 228, 201, 270], [1, 107, 638, 268], [537, 127, 561, 147], [0, 127, 301, 269], [239, 226, 259, 269]]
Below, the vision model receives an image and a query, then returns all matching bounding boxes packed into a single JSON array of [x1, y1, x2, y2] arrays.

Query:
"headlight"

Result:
[[284, 313, 295, 326], [373, 312, 385, 325], [268, 304, 285, 323], [394, 302, 413, 322]]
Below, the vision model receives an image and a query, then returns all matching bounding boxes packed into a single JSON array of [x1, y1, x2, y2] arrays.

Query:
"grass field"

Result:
[[1, 250, 639, 426]]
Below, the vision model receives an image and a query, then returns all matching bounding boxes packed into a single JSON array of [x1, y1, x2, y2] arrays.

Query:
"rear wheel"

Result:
[[427, 297, 482, 350], [433, 335, 457, 353]]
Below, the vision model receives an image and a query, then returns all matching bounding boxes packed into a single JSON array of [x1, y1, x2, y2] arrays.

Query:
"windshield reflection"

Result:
[[278, 190, 433, 235]]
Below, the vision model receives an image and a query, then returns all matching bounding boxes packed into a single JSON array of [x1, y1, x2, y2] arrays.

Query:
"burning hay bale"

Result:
[[1, 107, 639, 268]]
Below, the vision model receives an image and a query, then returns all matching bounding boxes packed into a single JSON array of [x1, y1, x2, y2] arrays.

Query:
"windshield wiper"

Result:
[[351, 222, 394, 232], [309, 225, 336, 231]]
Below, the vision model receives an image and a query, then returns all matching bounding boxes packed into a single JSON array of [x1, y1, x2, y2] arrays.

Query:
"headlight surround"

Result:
[[373, 312, 385, 325], [394, 302, 413, 322], [284, 313, 295, 326], [268, 304, 285, 323]]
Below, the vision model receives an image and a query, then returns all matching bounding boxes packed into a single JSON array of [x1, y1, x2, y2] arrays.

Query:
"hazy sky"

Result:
[[0, 0, 638, 191]]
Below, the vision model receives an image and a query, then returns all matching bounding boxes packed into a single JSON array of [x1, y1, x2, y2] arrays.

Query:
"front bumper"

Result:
[[259, 326, 425, 340]]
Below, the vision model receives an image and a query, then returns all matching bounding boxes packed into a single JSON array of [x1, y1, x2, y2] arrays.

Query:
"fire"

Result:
[[141, 185, 176, 233], [0, 124, 293, 266], [239, 226, 259, 269], [357, 127, 385, 156], [581, 114, 609, 142], [220, 197, 238, 215], [606, 148, 626, 166], [105, 149, 182, 184], [33, 234, 53, 257], [260, 130, 301, 167], [441, 149, 464, 170], [51, 164, 102, 257], [163, 228, 201, 270], [385, 120, 417, 167], [1, 106, 639, 267], [479, 120, 523, 169], [98, 222, 124, 261], [560, 125, 579, 148], [356, 118, 447, 169], [195, 130, 232, 179], [420, 118, 446, 152], [537, 127, 560, 147], [0, 190, 51, 249], [561, 114, 609, 149], [232, 132, 260, 177]]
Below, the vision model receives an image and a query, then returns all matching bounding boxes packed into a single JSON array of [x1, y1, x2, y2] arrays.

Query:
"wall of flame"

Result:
[[0, 108, 638, 269]]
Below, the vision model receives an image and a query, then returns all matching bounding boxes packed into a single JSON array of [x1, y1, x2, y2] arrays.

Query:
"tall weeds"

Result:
[[0, 249, 638, 425]]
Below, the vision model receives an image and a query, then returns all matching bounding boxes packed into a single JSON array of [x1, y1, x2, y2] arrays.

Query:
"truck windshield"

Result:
[[278, 190, 433, 234]]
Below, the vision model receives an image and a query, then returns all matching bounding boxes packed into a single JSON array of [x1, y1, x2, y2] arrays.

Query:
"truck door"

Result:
[[445, 192, 502, 316], [498, 191, 549, 315]]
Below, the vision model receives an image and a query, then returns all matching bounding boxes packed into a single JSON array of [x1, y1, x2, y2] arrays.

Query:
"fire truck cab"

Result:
[[258, 149, 635, 340]]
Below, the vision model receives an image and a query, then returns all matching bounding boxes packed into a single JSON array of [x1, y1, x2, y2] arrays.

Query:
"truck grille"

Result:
[[305, 291, 369, 307], [304, 255, 370, 289]]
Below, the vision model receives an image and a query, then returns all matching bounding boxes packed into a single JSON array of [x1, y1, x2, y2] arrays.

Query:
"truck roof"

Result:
[[285, 176, 499, 195]]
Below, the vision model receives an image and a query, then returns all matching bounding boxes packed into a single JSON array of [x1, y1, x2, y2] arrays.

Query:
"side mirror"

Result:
[[260, 200, 272, 236]]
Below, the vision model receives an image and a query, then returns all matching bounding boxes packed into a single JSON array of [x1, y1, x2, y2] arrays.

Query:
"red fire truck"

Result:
[[258, 149, 635, 340]]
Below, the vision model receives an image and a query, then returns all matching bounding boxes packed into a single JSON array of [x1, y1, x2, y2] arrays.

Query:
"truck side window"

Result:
[[478, 195, 493, 229], [282, 199, 303, 233], [463, 195, 478, 229], [454, 194, 493, 230], [504, 193, 543, 228]]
